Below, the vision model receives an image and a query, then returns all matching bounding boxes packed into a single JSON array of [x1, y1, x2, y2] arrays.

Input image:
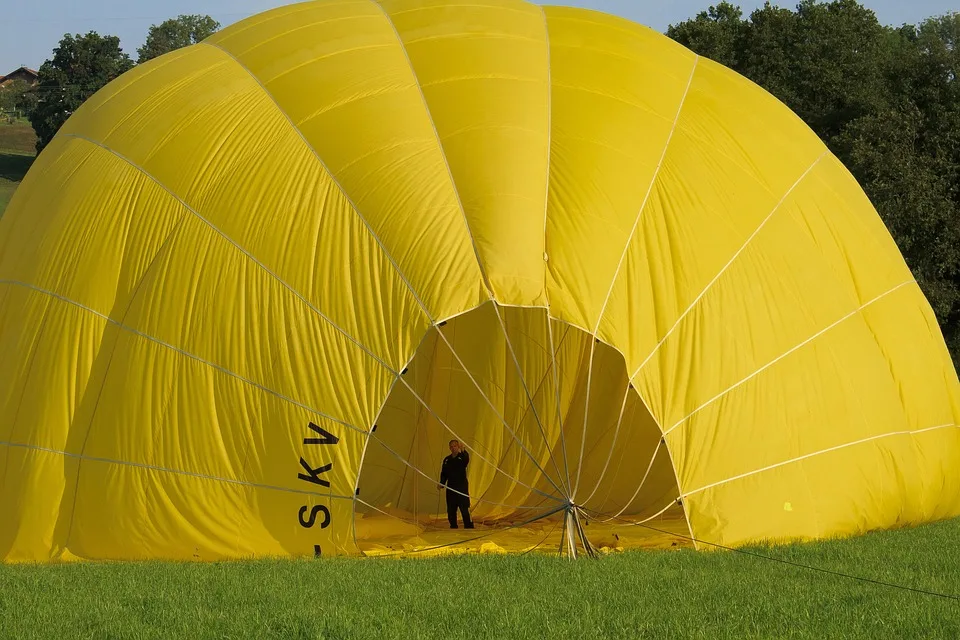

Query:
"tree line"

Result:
[[2, 1, 958, 367]]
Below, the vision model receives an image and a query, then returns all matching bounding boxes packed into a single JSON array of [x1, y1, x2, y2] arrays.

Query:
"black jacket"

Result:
[[440, 451, 470, 490]]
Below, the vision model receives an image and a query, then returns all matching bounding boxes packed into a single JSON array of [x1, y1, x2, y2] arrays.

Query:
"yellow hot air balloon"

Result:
[[1, 0, 958, 563]]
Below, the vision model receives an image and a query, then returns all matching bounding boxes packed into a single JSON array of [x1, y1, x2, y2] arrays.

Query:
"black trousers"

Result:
[[445, 487, 473, 528]]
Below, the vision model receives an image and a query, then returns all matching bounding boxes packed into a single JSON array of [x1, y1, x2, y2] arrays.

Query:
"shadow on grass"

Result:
[[0, 152, 34, 182]]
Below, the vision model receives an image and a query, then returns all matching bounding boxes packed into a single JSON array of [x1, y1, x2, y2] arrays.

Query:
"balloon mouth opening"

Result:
[[352, 301, 691, 557]]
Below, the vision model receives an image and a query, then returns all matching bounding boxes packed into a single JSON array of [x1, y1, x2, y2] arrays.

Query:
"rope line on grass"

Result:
[[624, 519, 960, 603]]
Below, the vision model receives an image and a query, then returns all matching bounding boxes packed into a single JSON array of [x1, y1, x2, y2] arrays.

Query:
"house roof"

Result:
[[1, 67, 40, 83]]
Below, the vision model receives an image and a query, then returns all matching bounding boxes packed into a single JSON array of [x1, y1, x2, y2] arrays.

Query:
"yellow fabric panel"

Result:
[[687, 424, 960, 548], [0, 287, 52, 446], [951, 353, 960, 420], [43, 305, 368, 560], [588, 441, 679, 522], [858, 286, 960, 431], [0, 294, 106, 562], [643, 158, 906, 433], [58, 46, 425, 372], [2, 296, 107, 452], [601, 57, 827, 414], [358, 333, 464, 519], [66, 460, 359, 561], [811, 155, 919, 302], [207, 1, 487, 321], [381, 0, 550, 305], [0, 277, 369, 561], [0, 449, 79, 562], [0, 139, 93, 289], [491, 306, 570, 499], [667, 287, 953, 492], [543, 6, 696, 331], [479, 310, 622, 512], [0, 138, 186, 317], [113, 214, 392, 435], [563, 339, 634, 497], [475, 313, 587, 511]]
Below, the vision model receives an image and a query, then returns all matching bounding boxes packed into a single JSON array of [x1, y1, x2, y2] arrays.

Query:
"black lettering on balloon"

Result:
[[297, 421, 340, 554], [304, 421, 340, 445], [298, 458, 332, 487], [299, 504, 331, 529]]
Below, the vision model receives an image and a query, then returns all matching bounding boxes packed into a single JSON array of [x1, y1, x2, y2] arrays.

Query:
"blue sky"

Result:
[[2, 0, 957, 74]]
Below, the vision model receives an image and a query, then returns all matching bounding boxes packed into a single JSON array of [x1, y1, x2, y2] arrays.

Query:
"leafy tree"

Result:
[[137, 15, 220, 64], [0, 80, 38, 119], [734, 4, 798, 105], [28, 32, 134, 152], [666, 2, 744, 69], [670, 1, 895, 135]]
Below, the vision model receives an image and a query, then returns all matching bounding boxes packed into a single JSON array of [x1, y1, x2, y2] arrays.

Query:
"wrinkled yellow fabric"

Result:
[[1, 0, 958, 562]]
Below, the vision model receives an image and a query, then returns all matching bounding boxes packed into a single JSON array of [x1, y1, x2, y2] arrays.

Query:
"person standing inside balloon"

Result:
[[437, 439, 474, 529]]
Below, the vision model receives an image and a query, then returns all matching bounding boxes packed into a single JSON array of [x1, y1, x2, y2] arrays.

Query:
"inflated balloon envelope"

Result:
[[1, 0, 958, 563]]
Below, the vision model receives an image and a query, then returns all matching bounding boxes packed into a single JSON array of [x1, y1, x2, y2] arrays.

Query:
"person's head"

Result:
[[449, 439, 461, 454]]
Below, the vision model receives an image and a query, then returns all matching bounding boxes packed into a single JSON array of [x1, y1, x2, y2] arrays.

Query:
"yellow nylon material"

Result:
[[1, 0, 958, 562]]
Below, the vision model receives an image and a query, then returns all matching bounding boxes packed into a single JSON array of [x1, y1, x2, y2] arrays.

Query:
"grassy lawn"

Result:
[[0, 119, 37, 217], [1, 517, 958, 639]]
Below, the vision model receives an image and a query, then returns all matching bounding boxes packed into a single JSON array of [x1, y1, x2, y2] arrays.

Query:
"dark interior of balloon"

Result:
[[353, 302, 691, 556]]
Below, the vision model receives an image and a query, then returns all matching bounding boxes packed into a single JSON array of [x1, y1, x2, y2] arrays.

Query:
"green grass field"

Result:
[[0, 120, 36, 217], [2, 517, 958, 639]]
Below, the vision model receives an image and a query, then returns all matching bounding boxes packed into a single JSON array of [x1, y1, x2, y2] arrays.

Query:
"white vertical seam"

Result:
[[201, 41, 435, 319], [539, 6, 574, 497], [595, 437, 663, 523], [368, 0, 492, 294], [540, 3, 553, 290], [579, 381, 636, 507], [591, 54, 700, 337], [629, 149, 829, 382], [437, 313, 568, 497], [571, 55, 699, 500]]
